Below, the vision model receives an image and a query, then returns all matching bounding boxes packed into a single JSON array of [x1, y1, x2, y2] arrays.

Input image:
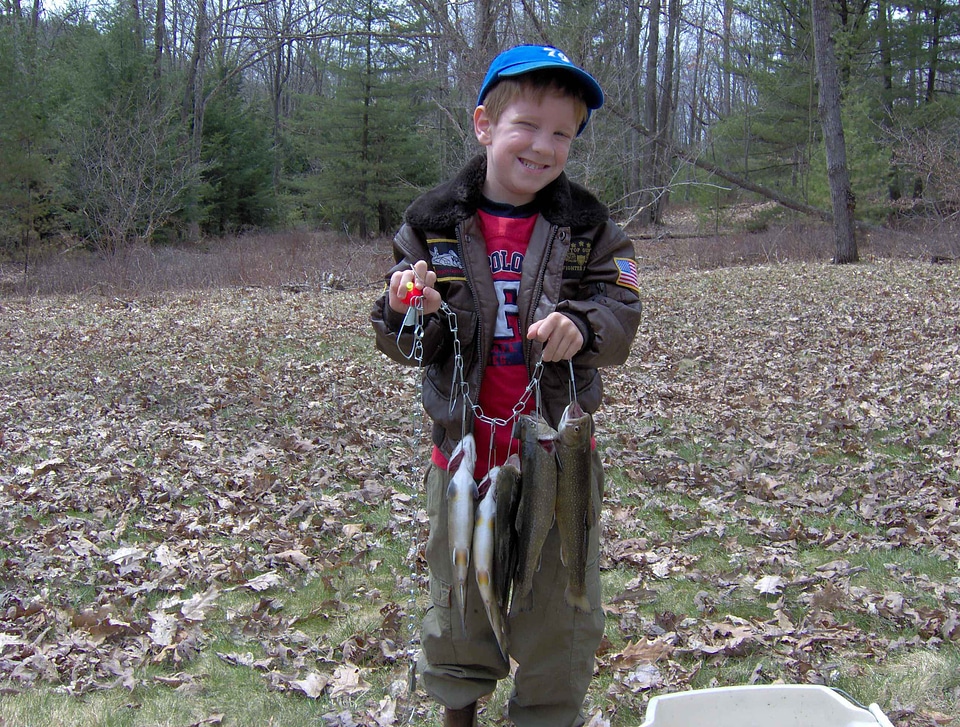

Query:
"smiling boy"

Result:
[[372, 46, 642, 726]]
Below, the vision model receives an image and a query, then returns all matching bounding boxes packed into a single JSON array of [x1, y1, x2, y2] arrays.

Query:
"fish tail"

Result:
[[494, 623, 509, 661]]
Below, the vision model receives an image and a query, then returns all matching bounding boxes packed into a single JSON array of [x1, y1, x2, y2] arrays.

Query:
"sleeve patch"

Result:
[[614, 257, 640, 294]]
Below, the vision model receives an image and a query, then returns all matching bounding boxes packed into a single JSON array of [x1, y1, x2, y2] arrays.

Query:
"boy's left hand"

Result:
[[527, 313, 583, 362]]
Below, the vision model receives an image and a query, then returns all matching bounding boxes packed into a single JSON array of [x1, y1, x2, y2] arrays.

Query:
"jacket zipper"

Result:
[[524, 225, 560, 379]]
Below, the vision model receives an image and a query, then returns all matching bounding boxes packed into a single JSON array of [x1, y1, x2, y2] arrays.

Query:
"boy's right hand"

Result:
[[388, 260, 440, 316]]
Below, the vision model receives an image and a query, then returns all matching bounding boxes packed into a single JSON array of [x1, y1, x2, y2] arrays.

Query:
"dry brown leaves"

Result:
[[594, 261, 960, 725], [0, 287, 424, 705], [1, 259, 958, 725]]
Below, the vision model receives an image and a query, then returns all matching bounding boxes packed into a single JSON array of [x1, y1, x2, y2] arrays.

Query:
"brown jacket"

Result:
[[371, 155, 641, 460]]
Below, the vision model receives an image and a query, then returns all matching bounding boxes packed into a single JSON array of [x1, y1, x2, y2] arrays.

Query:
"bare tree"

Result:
[[638, 0, 661, 225], [638, 0, 681, 226], [624, 0, 642, 211], [811, 0, 858, 263], [67, 90, 201, 253], [887, 116, 960, 218]]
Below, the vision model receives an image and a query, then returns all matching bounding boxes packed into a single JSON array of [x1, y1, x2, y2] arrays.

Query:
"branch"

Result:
[[608, 104, 832, 221]]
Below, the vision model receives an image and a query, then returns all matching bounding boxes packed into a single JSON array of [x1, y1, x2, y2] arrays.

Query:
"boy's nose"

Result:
[[530, 132, 553, 156]]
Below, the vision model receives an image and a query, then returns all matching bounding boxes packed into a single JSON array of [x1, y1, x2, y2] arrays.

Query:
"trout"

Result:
[[447, 434, 477, 630], [556, 400, 595, 613], [511, 414, 558, 614], [493, 454, 521, 619], [473, 473, 509, 659]]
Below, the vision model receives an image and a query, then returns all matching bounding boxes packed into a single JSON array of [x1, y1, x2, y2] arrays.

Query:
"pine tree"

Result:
[[306, 0, 437, 236]]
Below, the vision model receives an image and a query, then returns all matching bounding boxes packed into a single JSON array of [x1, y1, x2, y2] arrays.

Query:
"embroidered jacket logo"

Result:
[[428, 239, 466, 282]]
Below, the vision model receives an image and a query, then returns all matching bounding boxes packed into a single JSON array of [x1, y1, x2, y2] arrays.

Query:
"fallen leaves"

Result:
[[1, 259, 958, 725]]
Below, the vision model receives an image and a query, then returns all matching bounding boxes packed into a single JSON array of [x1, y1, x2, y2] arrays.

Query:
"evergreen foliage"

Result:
[[300, 0, 438, 236], [0, 17, 55, 266], [310, 68, 437, 236], [200, 75, 277, 236]]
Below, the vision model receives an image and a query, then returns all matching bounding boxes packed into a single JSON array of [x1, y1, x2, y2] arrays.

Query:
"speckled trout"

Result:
[[556, 400, 595, 613], [473, 473, 508, 659], [511, 414, 558, 614], [447, 434, 477, 629]]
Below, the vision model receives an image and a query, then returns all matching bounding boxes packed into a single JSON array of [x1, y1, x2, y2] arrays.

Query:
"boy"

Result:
[[371, 45, 642, 727]]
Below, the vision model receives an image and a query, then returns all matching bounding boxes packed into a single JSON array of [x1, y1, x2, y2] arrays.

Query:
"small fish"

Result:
[[446, 434, 477, 630], [493, 454, 521, 619], [511, 414, 558, 614], [556, 400, 595, 613], [473, 475, 509, 659]]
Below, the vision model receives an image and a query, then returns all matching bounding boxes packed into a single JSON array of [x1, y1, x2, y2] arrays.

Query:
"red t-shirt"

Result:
[[433, 203, 539, 480]]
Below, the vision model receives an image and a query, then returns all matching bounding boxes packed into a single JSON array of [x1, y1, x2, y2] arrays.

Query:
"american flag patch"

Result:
[[614, 257, 640, 294]]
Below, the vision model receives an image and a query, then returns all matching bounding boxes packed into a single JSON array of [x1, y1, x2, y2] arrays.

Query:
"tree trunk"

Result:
[[358, 8, 373, 238], [722, 0, 732, 116], [925, 0, 943, 103], [625, 0, 641, 211], [474, 0, 498, 63], [654, 0, 680, 215], [876, 0, 901, 200], [638, 0, 660, 226], [154, 0, 164, 80], [811, 0, 858, 264], [181, 0, 207, 241]]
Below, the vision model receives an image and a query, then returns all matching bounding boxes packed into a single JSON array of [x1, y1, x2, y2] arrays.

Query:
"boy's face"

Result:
[[474, 91, 580, 206]]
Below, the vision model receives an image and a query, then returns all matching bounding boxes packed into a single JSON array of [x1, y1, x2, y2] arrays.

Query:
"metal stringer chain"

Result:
[[432, 301, 546, 431]]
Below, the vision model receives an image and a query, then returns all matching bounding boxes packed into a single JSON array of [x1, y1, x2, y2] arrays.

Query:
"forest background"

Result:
[[3, 0, 960, 267], [2, 2, 960, 726]]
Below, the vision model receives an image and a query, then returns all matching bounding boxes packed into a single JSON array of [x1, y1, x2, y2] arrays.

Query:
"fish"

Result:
[[473, 473, 509, 659], [446, 433, 477, 630], [511, 414, 558, 614], [493, 454, 521, 620], [556, 400, 595, 613]]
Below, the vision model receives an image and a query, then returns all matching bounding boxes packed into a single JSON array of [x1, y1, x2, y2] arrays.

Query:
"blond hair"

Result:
[[480, 70, 589, 130]]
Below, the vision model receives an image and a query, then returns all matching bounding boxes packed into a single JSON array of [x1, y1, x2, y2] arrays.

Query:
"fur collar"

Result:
[[404, 154, 609, 230]]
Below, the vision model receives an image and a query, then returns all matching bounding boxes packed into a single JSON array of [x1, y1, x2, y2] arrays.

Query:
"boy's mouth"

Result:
[[519, 158, 548, 171]]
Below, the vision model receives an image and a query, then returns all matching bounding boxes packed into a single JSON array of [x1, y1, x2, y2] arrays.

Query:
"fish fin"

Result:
[[565, 585, 592, 614], [513, 498, 525, 532]]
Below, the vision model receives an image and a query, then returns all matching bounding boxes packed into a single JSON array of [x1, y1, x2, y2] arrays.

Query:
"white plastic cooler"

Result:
[[639, 685, 895, 727]]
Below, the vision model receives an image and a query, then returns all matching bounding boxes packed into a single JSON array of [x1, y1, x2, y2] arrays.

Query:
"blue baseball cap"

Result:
[[477, 45, 604, 135]]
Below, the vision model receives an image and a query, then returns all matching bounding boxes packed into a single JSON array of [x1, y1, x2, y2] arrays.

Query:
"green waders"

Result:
[[418, 451, 605, 727]]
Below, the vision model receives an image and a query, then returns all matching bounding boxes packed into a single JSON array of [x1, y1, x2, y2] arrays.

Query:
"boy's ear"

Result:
[[474, 106, 493, 146]]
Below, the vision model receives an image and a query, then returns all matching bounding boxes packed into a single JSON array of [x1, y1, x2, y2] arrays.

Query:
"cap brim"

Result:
[[496, 61, 604, 110]]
